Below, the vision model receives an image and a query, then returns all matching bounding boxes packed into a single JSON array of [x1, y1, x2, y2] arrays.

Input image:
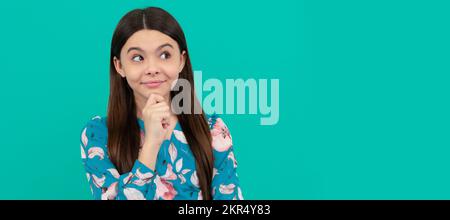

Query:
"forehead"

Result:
[[122, 29, 179, 52]]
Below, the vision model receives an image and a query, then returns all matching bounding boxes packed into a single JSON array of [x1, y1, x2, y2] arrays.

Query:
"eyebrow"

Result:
[[127, 43, 174, 54]]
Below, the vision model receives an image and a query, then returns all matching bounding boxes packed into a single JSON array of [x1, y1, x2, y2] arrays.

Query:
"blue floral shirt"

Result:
[[80, 114, 243, 200]]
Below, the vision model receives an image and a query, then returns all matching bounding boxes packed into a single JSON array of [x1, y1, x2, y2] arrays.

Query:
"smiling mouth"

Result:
[[141, 80, 167, 88]]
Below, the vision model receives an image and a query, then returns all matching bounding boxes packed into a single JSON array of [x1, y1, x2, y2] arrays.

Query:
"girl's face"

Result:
[[113, 29, 186, 103]]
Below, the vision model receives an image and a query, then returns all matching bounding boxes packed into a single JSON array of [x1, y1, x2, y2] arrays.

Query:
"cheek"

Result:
[[161, 64, 181, 80], [123, 66, 144, 87]]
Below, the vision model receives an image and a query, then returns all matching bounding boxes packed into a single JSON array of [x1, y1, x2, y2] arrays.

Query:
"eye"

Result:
[[160, 51, 171, 60], [131, 55, 144, 62]]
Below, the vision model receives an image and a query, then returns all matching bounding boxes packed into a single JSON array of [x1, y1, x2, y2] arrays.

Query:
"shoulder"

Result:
[[206, 113, 218, 129], [205, 113, 228, 130], [80, 115, 108, 148], [206, 114, 233, 153]]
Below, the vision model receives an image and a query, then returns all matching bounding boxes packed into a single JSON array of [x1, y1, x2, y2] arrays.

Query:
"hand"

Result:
[[142, 93, 172, 148], [138, 93, 172, 170]]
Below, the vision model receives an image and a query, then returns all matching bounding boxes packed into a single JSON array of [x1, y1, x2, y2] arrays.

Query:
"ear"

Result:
[[178, 51, 187, 73], [113, 56, 126, 78]]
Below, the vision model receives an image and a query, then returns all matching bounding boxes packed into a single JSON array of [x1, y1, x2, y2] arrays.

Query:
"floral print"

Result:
[[80, 114, 243, 200], [211, 117, 233, 152]]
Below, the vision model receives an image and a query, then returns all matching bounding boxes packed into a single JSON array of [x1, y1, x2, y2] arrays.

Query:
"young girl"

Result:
[[80, 7, 243, 200]]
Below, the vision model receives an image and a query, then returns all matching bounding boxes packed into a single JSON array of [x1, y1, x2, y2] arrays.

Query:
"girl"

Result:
[[80, 7, 243, 200]]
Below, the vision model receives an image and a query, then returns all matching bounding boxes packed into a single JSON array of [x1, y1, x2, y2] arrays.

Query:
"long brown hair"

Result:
[[107, 7, 214, 200]]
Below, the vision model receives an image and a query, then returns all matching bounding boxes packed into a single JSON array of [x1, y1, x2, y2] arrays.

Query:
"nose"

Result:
[[144, 59, 160, 76], [145, 70, 159, 76]]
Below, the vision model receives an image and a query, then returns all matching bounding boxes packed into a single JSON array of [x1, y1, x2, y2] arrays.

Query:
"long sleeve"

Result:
[[80, 117, 158, 200], [209, 116, 244, 200]]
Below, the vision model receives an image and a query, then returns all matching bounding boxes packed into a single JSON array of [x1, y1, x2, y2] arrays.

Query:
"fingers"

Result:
[[142, 93, 172, 131], [143, 102, 170, 115], [144, 93, 165, 109], [142, 93, 171, 116], [150, 102, 170, 111], [142, 100, 170, 124]]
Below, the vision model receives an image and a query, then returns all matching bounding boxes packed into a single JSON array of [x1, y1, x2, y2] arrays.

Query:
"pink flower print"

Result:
[[154, 176, 178, 200], [211, 118, 232, 152], [161, 164, 177, 181]]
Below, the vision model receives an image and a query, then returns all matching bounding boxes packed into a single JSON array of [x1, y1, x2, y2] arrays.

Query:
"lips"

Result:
[[141, 80, 166, 88]]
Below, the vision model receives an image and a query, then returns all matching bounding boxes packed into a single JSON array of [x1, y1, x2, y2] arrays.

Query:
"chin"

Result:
[[145, 90, 169, 98]]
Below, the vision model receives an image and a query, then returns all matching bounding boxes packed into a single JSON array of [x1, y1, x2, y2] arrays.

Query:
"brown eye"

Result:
[[160, 52, 171, 60], [132, 55, 143, 62]]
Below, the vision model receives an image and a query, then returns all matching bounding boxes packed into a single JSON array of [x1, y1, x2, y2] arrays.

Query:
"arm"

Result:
[[209, 117, 244, 200], [80, 117, 158, 200]]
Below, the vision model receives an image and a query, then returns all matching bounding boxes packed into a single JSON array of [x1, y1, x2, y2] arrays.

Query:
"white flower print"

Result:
[[176, 158, 183, 173], [135, 167, 154, 180], [190, 171, 199, 188], [92, 174, 105, 188], [80, 144, 86, 159], [173, 130, 188, 144], [227, 151, 237, 168], [178, 174, 186, 184], [133, 168, 154, 186], [91, 116, 101, 120], [169, 142, 177, 163], [161, 164, 177, 181], [101, 182, 118, 200], [213, 168, 219, 178], [198, 191, 203, 200], [123, 187, 145, 200], [237, 186, 244, 200], [122, 173, 133, 185], [88, 147, 104, 160], [219, 183, 236, 195], [81, 128, 88, 147], [107, 169, 120, 179], [178, 167, 191, 184], [81, 115, 243, 200]]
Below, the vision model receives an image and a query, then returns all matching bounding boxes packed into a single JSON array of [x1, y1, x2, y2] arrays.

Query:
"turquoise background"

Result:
[[0, 0, 449, 199]]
